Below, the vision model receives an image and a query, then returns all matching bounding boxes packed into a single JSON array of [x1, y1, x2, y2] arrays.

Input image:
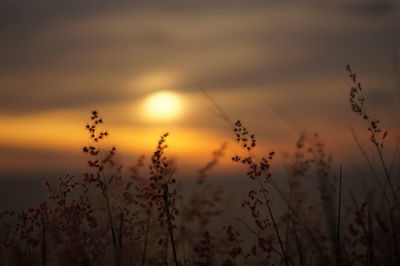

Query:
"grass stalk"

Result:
[[292, 221, 304, 266], [376, 150, 400, 210], [41, 224, 47, 266], [349, 191, 376, 266], [177, 181, 187, 265], [367, 198, 374, 266], [349, 128, 390, 206], [104, 189, 121, 266], [118, 213, 124, 263], [390, 212, 400, 266], [141, 209, 152, 266], [336, 166, 342, 266], [256, 177, 290, 266], [163, 182, 179, 266], [93, 127, 121, 266]]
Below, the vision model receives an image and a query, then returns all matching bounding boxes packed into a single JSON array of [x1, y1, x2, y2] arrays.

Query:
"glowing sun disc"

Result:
[[144, 91, 182, 121]]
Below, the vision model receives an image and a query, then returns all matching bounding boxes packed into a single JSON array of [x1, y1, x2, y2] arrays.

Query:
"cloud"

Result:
[[0, 0, 399, 115]]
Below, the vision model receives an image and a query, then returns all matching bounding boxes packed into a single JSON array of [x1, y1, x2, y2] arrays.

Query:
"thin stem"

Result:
[[390, 212, 400, 266], [376, 149, 400, 210], [292, 222, 304, 266], [367, 195, 374, 266], [257, 177, 290, 266], [104, 189, 121, 266], [389, 136, 400, 176], [270, 176, 326, 261], [118, 213, 124, 262], [141, 209, 152, 266], [336, 166, 342, 266], [349, 128, 390, 206], [95, 135, 121, 266], [349, 191, 376, 266], [234, 217, 283, 256], [41, 224, 47, 266], [163, 183, 179, 266], [177, 182, 187, 265], [21, 210, 34, 266]]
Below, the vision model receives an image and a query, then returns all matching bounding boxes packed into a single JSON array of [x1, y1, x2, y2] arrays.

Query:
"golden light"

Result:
[[127, 71, 180, 92], [143, 91, 183, 121]]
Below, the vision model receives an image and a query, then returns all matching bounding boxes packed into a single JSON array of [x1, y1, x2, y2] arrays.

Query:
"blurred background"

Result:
[[1, 0, 399, 206]]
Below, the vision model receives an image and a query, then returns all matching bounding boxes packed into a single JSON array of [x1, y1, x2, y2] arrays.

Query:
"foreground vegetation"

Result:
[[1, 67, 399, 265]]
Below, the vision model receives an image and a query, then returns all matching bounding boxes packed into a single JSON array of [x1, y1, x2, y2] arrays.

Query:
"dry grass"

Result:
[[0, 67, 400, 265]]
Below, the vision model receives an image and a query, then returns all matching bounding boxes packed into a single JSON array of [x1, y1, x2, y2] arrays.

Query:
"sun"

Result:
[[144, 91, 183, 121]]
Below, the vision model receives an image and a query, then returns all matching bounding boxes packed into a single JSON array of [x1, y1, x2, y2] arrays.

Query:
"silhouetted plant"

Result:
[[1, 69, 400, 266]]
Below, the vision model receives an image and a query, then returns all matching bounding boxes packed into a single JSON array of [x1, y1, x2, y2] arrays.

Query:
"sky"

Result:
[[1, 0, 400, 180]]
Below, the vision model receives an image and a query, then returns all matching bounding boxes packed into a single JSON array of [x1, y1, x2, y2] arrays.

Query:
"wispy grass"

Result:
[[0, 66, 399, 265]]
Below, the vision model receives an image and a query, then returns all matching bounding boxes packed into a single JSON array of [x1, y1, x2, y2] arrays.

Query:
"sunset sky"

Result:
[[1, 0, 400, 180]]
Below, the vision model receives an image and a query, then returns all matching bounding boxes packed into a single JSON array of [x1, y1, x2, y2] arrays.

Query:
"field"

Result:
[[0, 65, 400, 265]]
